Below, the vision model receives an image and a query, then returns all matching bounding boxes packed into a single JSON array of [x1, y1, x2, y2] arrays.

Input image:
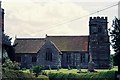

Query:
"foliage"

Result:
[[37, 75, 49, 80], [2, 33, 12, 46], [109, 17, 120, 66], [2, 59, 20, 70], [110, 54, 114, 68], [2, 69, 35, 80], [2, 33, 15, 62], [48, 71, 115, 80], [31, 65, 43, 77]]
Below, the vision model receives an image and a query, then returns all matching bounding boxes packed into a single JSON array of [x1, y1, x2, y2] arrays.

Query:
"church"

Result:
[[14, 16, 110, 69]]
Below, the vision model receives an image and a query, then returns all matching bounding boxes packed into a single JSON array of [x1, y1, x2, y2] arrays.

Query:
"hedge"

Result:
[[48, 71, 115, 80]]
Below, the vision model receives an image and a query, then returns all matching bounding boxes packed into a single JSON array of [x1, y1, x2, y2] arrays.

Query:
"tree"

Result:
[[109, 17, 120, 72], [2, 59, 20, 70], [2, 33, 15, 62]]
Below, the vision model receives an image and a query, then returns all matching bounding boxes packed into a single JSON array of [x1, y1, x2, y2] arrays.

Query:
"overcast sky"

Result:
[[1, 0, 119, 39]]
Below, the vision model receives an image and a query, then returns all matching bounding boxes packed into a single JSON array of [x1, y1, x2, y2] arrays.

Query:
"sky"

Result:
[[1, 0, 119, 38], [0, 0, 119, 54]]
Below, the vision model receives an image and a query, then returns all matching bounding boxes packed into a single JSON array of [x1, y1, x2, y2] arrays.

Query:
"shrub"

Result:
[[2, 68, 35, 80], [2, 59, 20, 70], [48, 71, 115, 80], [37, 75, 49, 80], [42, 70, 48, 76], [31, 65, 43, 77]]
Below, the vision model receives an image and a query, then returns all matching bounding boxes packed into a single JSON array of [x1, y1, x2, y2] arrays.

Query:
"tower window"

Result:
[[32, 57, 37, 62], [46, 48, 52, 61], [91, 27, 97, 34]]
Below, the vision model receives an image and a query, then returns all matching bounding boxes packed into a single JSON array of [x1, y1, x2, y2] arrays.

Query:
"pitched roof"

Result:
[[14, 36, 88, 53], [14, 38, 45, 53], [47, 36, 88, 52]]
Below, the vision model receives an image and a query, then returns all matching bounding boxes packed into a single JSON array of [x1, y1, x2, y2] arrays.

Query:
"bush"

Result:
[[31, 65, 43, 77], [48, 71, 115, 80], [37, 75, 49, 80], [2, 59, 20, 70], [2, 68, 35, 80]]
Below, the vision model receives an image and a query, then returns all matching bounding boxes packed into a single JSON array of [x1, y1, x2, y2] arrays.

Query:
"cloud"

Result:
[[2, 0, 89, 37]]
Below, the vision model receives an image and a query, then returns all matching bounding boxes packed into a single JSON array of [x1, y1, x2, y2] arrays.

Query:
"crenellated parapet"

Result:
[[90, 16, 107, 21]]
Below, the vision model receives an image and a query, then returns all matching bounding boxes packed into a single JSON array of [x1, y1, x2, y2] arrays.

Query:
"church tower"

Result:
[[89, 17, 110, 68]]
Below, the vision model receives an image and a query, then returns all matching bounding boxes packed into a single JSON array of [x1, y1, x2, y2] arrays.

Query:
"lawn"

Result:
[[20, 66, 118, 74], [44, 66, 118, 74]]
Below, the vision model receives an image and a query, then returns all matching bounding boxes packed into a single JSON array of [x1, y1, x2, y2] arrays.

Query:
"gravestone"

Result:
[[88, 61, 95, 72], [77, 64, 81, 72]]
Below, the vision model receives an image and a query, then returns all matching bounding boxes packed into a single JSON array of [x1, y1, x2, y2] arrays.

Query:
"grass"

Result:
[[20, 66, 118, 74], [19, 69, 30, 73], [44, 66, 118, 74]]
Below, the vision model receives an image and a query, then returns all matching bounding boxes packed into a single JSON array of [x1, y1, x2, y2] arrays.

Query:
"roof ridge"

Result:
[[47, 35, 89, 37], [16, 38, 45, 40]]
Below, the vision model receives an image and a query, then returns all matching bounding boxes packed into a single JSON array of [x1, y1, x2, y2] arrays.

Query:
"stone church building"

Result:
[[14, 17, 110, 69]]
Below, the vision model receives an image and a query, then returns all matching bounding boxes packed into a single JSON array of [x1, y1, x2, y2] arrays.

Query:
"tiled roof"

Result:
[[14, 36, 88, 53], [14, 38, 45, 53], [47, 36, 88, 52]]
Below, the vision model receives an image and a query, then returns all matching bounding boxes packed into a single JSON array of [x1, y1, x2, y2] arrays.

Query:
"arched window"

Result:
[[45, 48, 52, 61], [32, 57, 37, 62], [66, 53, 71, 64]]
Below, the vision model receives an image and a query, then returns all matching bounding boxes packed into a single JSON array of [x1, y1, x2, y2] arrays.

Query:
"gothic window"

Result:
[[32, 57, 37, 62], [16, 56, 21, 62], [46, 48, 52, 61], [91, 27, 97, 34], [81, 54, 85, 63], [66, 53, 71, 64]]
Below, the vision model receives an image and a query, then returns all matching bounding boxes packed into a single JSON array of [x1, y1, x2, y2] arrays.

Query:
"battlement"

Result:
[[90, 16, 107, 21]]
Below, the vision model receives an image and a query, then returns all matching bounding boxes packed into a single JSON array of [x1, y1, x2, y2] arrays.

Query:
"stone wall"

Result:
[[37, 40, 61, 69], [61, 52, 89, 68], [15, 53, 37, 68]]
